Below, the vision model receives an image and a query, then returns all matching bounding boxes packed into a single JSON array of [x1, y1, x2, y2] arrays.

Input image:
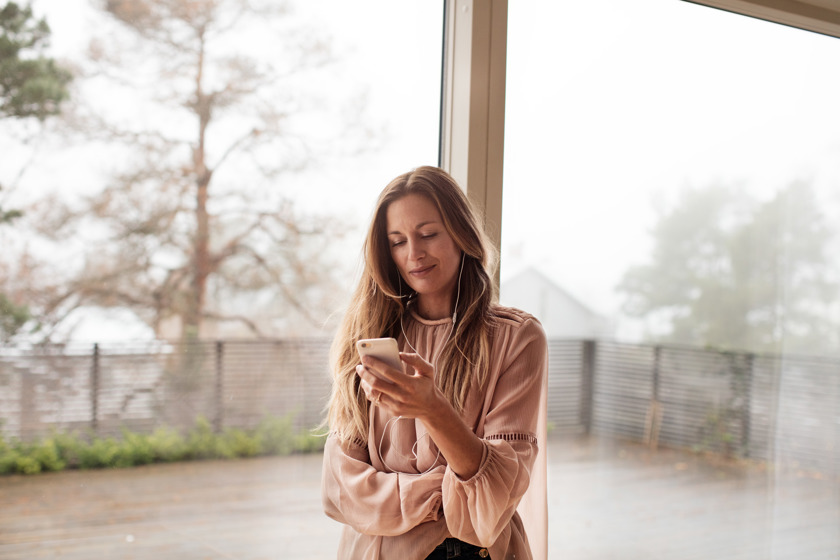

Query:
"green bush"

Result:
[[147, 426, 187, 462], [78, 437, 121, 469], [221, 428, 260, 458], [0, 436, 65, 474], [30, 438, 66, 472], [0, 414, 326, 476], [116, 430, 155, 467], [256, 414, 295, 455], [294, 430, 327, 453], [0, 448, 21, 474], [14, 454, 42, 475], [184, 416, 220, 460], [51, 431, 86, 469]]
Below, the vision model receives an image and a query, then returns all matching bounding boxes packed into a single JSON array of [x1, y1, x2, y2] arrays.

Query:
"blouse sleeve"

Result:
[[441, 317, 548, 546], [321, 433, 446, 536]]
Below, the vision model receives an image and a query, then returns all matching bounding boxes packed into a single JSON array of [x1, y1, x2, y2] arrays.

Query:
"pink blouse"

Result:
[[322, 306, 549, 560]]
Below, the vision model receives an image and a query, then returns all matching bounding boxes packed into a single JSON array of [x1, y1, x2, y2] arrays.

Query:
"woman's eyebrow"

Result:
[[388, 220, 439, 236]]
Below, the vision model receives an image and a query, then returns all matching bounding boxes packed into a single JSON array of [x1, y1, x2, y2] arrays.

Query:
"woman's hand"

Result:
[[357, 352, 484, 479], [356, 352, 444, 421]]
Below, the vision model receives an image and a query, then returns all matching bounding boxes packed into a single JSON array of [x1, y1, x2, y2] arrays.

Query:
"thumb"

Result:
[[399, 352, 434, 378]]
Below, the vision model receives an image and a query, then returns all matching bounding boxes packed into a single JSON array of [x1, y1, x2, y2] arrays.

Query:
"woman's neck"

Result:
[[415, 294, 453, 321]]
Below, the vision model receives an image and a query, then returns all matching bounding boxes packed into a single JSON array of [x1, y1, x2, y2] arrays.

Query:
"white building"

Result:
[[500, 267, 613, 340]]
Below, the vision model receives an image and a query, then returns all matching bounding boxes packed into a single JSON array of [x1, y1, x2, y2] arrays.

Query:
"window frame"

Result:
[[439, 0, 508, 286]]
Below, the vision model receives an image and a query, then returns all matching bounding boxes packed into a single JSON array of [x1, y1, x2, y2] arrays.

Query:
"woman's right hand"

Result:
[[356, 352, 441, 419]]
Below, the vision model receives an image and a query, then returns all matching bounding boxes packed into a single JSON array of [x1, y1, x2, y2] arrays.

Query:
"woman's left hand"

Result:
[[357, 352, 444, 421]]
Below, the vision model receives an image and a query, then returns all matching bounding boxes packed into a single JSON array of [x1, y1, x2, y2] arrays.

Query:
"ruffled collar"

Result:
[[408, 308, 453, 326]]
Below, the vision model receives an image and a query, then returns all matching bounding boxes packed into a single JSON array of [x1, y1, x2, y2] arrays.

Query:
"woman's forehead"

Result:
[[385, 194, 442, 231]]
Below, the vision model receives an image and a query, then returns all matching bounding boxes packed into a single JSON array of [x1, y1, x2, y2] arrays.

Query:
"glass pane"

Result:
[[0, 0, 443, 557], [2, 0, 443, 341], [504, 1, 840, 557]]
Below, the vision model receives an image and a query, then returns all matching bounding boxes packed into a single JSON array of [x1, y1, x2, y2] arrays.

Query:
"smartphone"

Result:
[[356, 337, 403, 381]]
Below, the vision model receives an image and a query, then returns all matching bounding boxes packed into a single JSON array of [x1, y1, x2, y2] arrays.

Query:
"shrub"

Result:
[[0, 436, 66, 474], [147, 427, 186, 462], [256, 414, 295, 456], [52, 431, 86, 469], [0, 448, 22, 475], [221, 428, 260, 458], [0, 414, 325, 475], [78, 438, 120, 469], [116, 430, 155, 468], [294, 430, 327, 453], [30, 438, 66, 472], [184, 416, 219, 460]]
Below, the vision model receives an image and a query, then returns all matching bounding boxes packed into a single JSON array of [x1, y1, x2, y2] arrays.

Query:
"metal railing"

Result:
[[2, 338, 838, 472], [0, 339, 331, 441]]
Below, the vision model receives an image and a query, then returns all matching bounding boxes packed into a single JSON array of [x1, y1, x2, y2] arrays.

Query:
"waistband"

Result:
[[432, 538, 489, 558]]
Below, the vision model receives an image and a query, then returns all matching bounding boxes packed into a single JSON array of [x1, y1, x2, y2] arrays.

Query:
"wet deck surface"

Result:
[[1, 436, 838, 559]]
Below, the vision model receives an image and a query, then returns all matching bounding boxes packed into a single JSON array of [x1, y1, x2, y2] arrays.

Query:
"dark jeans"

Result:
[[424, 538, 490, 559]]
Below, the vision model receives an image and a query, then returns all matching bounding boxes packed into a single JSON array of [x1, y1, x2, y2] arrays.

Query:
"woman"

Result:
[[322, 166, 548, 560]]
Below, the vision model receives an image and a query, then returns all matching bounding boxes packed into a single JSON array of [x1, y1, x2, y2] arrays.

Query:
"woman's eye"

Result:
[[420, 233, 437, 240], [391, 240, 405, 247]]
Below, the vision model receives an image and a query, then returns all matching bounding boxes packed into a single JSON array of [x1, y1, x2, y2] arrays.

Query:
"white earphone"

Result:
[[380, 252, 466, 475]]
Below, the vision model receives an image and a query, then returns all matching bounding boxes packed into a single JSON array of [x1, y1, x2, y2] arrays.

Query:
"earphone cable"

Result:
[[379, 253, 466, 475]]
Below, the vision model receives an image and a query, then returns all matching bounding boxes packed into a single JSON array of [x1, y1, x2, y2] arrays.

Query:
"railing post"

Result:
[[91, 343, 100, 434], [644, 346, 664, 450], [652, 345, 661, 402], [214, 340, 224, 433], [742, 353, 754, 457], [581, 340, 596, 434]]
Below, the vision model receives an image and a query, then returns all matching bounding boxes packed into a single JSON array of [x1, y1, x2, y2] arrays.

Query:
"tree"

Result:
[[0, 1, 71, 120], [617, 182, 839, 355], [0, 198, 30, 342], [28, 0, 360, 341], [0, 2, 71, 342]]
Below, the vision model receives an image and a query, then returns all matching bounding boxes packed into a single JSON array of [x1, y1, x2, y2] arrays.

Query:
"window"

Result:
[[503, 0, 840, 557], [0, 1, 444, 556]]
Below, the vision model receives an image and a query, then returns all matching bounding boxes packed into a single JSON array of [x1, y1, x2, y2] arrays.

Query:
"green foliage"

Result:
[[78, 437, 120, 469], [255, 414, 296, 455], [183, 415, 218, 459], [618, 182, 838, 355], [0, 436, 64, 474], [0, 1, 72, 120], [0, 292, 30, 341], [0, 185, 23, 223], [220, 428, 260, 458], [146, 426, 187, 462], [0, 414, 326, 475], [0, 185, 29, 341]]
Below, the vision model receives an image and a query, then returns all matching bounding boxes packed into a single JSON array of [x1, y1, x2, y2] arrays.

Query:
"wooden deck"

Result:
[[1, 436, 837, 559]]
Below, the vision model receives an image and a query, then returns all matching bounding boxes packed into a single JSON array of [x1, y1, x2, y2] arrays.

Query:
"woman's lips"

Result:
[[410, 265, 435, 278]]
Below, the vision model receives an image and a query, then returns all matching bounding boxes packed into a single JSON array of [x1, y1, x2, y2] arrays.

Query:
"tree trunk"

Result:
[[186, 35, 212, 341]]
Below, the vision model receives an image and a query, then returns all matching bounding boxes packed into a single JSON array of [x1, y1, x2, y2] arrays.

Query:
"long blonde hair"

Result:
[[326, 166, 498, 441]]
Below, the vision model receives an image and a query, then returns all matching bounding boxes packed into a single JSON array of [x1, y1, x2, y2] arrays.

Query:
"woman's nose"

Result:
[[407, 239, 424, 260]]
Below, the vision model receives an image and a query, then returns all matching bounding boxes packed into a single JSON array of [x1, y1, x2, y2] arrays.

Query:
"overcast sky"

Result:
[[502, 0, 840, 339], [11, 0, 840, 341]]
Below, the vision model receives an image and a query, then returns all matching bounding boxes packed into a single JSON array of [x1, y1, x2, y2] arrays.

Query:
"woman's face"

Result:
[[385, 193, 462, 318]]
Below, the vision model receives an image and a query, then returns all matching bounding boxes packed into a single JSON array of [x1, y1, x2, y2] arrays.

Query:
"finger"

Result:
[[399, 352, 434, 378], [355, 364, 373, 394], [357, 364, 404, 404], [360, 355, 405, 384]]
